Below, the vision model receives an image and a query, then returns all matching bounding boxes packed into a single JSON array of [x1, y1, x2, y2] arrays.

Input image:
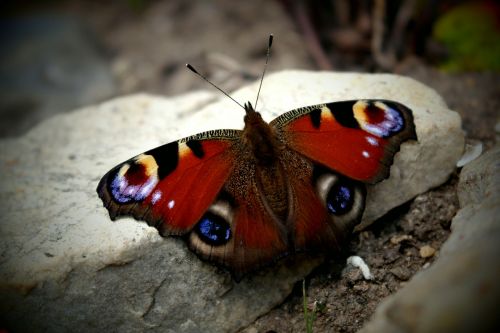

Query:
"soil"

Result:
[[5, 1, 499, 332], [243, 176, 459, 333]]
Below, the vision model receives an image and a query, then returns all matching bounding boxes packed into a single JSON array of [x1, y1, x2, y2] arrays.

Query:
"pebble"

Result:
[[419, 245, 436, 258], [390, 234, 412, 245]]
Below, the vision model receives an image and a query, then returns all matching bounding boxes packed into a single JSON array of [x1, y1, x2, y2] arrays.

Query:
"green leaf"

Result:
[[433, 2, 500, 71]]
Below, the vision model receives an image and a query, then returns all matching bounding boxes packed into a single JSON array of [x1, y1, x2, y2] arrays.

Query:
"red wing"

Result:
[[271, 100, 417, 183], [97, 130, 241, 236], [289, 165, 366, 253], [231, 201, 289, 273], [187, 161, 289, 279], [291, 176, 346, 252], [272, 149, 367, 255]]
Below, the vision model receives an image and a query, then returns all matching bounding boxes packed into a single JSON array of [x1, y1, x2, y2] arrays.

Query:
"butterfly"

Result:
[[96, 36, 417, 279]]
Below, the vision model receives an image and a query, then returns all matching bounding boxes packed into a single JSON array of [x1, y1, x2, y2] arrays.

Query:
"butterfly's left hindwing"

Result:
[[288, 163, 367, 252], [97, 130, 240, 236]]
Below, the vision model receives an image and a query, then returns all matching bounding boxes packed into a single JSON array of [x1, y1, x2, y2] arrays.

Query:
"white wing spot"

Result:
[[151, 190, 162, 204], [168, 199, 175, 209], [366, 136, 379, 146]]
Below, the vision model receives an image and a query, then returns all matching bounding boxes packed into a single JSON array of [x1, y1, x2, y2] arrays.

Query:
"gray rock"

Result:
[[359, 146, 500, 333], [0, 71, 464, 332]]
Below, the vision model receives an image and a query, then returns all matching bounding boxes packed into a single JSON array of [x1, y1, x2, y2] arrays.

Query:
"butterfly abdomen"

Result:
[[240, 103, 293, 222]]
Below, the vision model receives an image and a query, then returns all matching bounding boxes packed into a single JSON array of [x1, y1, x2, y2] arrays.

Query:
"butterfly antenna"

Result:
[[254, 34, 273, 110], [186, 63, 245, 110]]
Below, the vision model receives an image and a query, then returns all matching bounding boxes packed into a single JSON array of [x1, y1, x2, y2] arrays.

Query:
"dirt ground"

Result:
[[244, 175, 459, 332], [5, 1, 499, 332]]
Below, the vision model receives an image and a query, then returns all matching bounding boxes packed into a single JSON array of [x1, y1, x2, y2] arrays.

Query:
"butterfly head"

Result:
[[243, 101, 262, 124], [242, 102, 281, 166], [243, 101, 256, 115]]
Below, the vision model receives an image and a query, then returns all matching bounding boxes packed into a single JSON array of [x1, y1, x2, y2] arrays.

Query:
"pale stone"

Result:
[[0, 70, 464, 332], [456, 141, 483, 167]]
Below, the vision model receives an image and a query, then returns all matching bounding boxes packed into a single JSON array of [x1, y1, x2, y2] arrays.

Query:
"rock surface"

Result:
[[360, 146, 500, 333], [0, 71, 464, 332]]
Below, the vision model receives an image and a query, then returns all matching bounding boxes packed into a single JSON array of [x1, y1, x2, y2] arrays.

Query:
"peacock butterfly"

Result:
[[96, 35, 417, 279]]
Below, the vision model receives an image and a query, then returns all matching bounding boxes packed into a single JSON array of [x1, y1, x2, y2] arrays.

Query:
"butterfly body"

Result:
[[97, 99, 416, 278]]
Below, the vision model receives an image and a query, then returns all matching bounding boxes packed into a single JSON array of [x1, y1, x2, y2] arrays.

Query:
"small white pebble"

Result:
[[390, 234, 412, 245], [457, 141, 483, 167], [347, 255, 374, 280]]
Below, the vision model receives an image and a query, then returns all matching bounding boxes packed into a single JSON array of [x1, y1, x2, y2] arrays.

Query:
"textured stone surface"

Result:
[[360, 146, 500, 333], [0, 71, 464, 332]]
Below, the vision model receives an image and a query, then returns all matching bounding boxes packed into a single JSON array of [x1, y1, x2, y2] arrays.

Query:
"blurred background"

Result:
[[0, 0, 499, 138]]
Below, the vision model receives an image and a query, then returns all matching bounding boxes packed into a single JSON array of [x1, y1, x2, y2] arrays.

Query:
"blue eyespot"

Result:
[[195, 213, 231, 246], [327, 183, 354, 215]]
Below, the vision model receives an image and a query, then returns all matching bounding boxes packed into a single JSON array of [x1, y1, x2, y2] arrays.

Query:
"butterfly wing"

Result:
[[260, 148, 366, 255], [289, 165, 366, 252], [187, 159, 290, 277], [97, 130, 240, 236], [271, 99, 417, 253], [97, 129, 289, 277], [271, 100, 417, 183]]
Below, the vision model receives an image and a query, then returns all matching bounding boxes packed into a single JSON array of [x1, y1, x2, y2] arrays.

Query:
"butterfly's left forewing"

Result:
[[97, 130, 240, 236], [272, 100, 417, 184]]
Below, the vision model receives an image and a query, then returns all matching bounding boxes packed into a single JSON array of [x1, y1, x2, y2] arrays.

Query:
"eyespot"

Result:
[[326, 182, 354, 215], [315, 170, 365, 225], [195, 212, 232, 246], [353, 101, 405, 138], [109, 154, 159, 203]]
